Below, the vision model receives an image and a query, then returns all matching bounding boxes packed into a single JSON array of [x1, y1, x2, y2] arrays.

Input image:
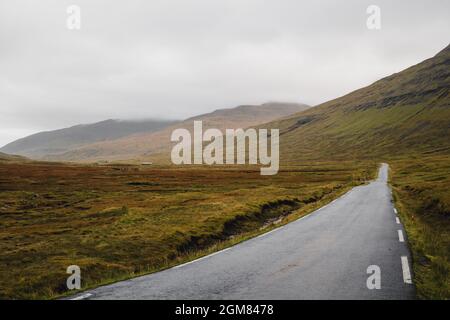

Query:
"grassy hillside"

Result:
[[261, 44, 449, 163], [0, 119, 177, 159]]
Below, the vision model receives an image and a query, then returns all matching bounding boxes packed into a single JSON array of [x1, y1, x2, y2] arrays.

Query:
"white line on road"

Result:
[[206, 247, 231, 258], [70, 293, 93, 300], [173, 256, 207, 269], [173, 247, 231, 269], [396, 217, 400, 224], [394, 208, 398, 214], [398, 230, 405, 242], [256, 228, 279, 239], [401, 256, 413, 284]]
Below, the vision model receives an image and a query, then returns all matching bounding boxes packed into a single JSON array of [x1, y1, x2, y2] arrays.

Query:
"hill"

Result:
[[44, 102, 309, 162], [0, 119, 177, 159], [262, 44, 450, 163]]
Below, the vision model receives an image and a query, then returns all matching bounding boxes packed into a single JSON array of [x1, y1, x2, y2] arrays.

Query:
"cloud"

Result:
[[0, 0, 449, 146]]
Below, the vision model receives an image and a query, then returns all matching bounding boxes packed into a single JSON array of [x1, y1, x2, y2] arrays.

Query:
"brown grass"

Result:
[[390, 155, 450, 299], [0, 160, 376, 299]]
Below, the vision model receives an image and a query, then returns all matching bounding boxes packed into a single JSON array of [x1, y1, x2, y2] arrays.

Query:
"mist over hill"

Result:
[[2, 102, 309, 162]]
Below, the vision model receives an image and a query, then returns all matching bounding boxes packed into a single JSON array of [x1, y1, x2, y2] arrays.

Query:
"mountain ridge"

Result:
[[5, 102, 309, 162]]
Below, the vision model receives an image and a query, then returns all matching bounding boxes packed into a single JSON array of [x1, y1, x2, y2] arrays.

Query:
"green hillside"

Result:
[[265, 44, 449, 163]]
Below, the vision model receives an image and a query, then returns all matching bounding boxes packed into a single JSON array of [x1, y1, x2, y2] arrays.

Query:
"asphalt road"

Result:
[[71, 163, 415, 300]]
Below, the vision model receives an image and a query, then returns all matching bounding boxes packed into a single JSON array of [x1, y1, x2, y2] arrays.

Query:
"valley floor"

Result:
[[0, 156, 448, 300], [0, 160, 375, 299]]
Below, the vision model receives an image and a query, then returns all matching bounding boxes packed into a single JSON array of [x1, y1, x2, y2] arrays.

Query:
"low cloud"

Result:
[[0, 0, 449, 146]]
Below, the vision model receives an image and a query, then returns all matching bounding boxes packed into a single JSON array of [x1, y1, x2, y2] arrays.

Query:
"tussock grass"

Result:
[[0, 161, 375, 299], [390, 155, 450, 299]]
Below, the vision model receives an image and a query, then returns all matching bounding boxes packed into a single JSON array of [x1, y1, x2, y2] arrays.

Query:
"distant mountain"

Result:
[[0, 119, 177, 159], [43, 102, 309, 162], [260, 44, 450, 163]]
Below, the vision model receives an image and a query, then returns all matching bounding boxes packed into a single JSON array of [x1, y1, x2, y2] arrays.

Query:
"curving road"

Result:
[[71, 163, 415, 300]]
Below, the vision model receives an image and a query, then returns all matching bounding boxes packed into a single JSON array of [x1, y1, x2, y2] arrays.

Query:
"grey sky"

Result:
[[1, 0, 449, 147]]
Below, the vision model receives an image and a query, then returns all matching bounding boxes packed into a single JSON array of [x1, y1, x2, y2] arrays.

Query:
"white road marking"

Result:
[[394, 208, 398, 214], [173, 247, 231, 269], [398, 230, 405, 242], [207, 247, 231, 258], [401, 256, 413, 284], [396, 217, 400, 224], [256, 228, 279, 239], [70, 293, 93, 300], [173, 256, 209, 268]]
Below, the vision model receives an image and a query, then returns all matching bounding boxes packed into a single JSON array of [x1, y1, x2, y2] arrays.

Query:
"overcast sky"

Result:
[[0, 0, 449, 147]]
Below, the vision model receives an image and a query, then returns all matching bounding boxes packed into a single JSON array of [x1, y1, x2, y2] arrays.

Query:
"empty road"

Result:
[[71, 163, 415, 300]]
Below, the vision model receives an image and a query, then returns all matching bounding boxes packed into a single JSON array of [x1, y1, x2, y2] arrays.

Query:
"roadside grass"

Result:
[[390, 155, 450, 299], [58, 180, 365, 300], [0, 160, 376, 299]]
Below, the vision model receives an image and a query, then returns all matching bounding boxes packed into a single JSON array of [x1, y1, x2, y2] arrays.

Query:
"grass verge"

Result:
[[390, 155, 450, 299]]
